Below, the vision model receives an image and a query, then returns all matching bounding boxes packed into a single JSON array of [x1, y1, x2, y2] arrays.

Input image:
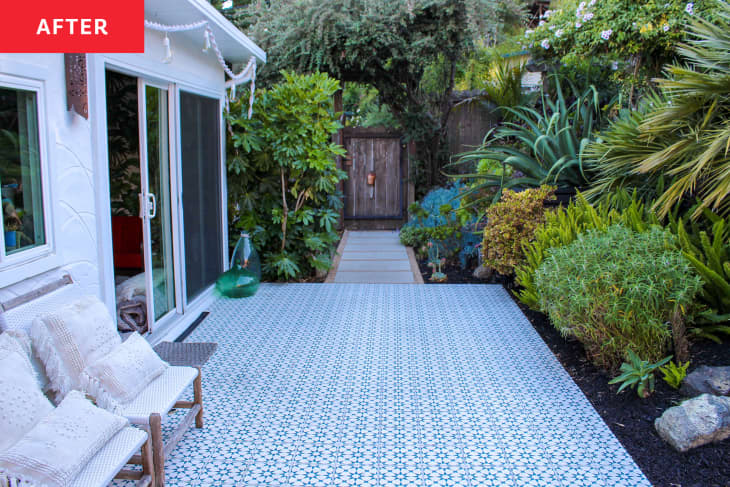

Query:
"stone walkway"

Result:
[[327, 231, 422, 284], [115, 284, 650, 486]]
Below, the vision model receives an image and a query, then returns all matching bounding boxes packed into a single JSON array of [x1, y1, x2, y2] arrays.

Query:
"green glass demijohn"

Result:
[[216, 232, 261, 298]]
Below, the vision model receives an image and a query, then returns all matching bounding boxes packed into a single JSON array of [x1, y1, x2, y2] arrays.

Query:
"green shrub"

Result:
[[585, 3, 730, 218], [535, 225, 702, 370], [226, 71, 346, 280], [482, 186, 555, 276], [609, 352, 672, 398], [660, 360, 690, 389], [515, 193, 658, 309], [400, 183, 480, 268], [448, 78, 603, 195], [523, 0, 719, 99]]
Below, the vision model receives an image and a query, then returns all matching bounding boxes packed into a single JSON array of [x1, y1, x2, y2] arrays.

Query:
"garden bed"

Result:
[[518, 301, 730, 487], [418, 259, 730, 486]]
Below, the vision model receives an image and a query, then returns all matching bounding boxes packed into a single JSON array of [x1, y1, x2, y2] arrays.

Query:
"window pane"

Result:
[[180, 92, 222, 301], [0, 87, 44, 255]]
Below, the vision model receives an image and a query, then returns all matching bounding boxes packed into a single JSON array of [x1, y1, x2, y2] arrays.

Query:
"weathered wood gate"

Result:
[[341, 127, 406, 223]]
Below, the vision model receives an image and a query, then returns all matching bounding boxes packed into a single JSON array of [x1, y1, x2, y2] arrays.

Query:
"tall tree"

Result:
[[228, 0, 523, 190]]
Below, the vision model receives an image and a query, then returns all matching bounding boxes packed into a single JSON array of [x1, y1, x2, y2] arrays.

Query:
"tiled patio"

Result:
[[119, 284, 650, 486]]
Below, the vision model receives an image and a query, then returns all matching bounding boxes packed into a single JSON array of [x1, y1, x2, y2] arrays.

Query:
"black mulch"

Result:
[[419, 259, 730, 487]]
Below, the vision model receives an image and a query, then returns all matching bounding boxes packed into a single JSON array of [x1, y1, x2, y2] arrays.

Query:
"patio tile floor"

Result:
[[115, 284, 650, 486]]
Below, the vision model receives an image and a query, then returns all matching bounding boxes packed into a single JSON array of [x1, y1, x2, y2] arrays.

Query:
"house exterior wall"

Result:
[[0, 26, 228, 332], [0, 54, 99, 301]]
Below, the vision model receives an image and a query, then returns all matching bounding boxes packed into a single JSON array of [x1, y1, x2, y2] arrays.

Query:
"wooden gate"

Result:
[[341, 127, 405, 221]]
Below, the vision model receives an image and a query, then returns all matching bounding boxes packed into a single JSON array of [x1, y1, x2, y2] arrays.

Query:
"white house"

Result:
[[0, 0, 266, 343]]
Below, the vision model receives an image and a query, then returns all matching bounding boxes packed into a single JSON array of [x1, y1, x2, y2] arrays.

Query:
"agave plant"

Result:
[[447, 76, 602, 209], [588, 1, 730, 219]]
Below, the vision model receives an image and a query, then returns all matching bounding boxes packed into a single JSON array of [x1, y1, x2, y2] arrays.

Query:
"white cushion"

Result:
[[30, 296, 121, 400], [82, 332, 168, 411], [0, 338, 54, 452], [0, 391, 127, 487], [1, 329, 52, 394]]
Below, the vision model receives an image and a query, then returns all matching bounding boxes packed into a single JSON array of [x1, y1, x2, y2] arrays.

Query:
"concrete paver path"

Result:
[[328, 231, 422, 283]]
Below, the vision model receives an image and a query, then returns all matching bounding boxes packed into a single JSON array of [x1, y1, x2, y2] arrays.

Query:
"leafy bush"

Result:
[[523, 0, 717, 99], [400, 183, 481, 269], [449, 78, 602, 196], [587, 3, 730, 218], [669, 208, 730, 341], [227, 71, 347, 280], [660, 360, 690, 389], [482, 186, 555, 276], [609, 351, 672, 398], [516, 193, 658, 309], [535, 225, 702, 370]]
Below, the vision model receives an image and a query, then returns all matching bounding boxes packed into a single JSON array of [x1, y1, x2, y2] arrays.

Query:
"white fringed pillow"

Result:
[[0, 335, 54, 452], [0, 391, 127, 487], [82, 332, 168, 410], [29, 296, 121, 401]]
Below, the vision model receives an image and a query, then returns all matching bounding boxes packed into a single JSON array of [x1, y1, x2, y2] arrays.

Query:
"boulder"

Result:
[[681, 366, 730, 397], [654, 394, 730, 452], [472, 265, 493, 280]]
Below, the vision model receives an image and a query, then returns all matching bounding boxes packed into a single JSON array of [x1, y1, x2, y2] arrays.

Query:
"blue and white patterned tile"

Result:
[[113, 284, 651, 486]]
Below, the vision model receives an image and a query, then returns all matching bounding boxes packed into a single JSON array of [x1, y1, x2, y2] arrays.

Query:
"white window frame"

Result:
[[0, 73, 55, 275]]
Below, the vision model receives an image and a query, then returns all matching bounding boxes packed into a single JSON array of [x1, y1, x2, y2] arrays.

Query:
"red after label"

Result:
[[0, 0, 144, 53]]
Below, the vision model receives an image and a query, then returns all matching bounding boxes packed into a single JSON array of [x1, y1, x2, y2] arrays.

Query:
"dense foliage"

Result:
[[516, 194, 658, 310], [400, 183, 481, 268], [524, 0, 715, 101], [588, 3, 730, 218], [481, 185, 554, 275], [535, 225, 702, 370], [227, 72, 346, 280], [449, 78, 602, 198], [228, 0, 525, 190]]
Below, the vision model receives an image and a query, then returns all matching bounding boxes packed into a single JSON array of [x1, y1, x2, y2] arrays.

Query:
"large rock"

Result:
[[472, 265, 493, 280], [654, 394, 730, 452], [681, 366, 730, 397]]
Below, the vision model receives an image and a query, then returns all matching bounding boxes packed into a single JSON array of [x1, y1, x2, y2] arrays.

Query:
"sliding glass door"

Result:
[[179, 91, 223, 302], [138, 82, 176, 327]]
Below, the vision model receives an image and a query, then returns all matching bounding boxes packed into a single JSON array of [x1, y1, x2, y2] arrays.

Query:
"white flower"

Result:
[[539, 20, 546, 26], [589, 0, 597, 5], [583, 12, 594, 21], [556, 29, 564, 37], [541, 38, 551, 49], [579, 1, 587, 9], [663, 24, 670, 32], [549, 25, 555, 30], [575, 21, 582, 28], [525, 29, 534, 38], [685, 2, 694, 15], [611, 61, 619, 70], [601, 29, 613, 40]]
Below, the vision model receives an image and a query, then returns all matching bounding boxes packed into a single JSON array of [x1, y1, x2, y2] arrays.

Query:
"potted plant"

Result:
[[3, 200, 21, 248]]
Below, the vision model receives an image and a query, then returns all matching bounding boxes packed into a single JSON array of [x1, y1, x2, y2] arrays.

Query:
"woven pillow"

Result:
[[1, 329, 53, 395], [82, 332, 168, 411], [0, 390, 127, 487], [29, 295, 121, 401], [0, 337, 54, 452]]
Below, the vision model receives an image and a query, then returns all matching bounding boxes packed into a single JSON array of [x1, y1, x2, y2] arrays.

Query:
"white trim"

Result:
[[219, 95, 229, 273], [87, 55, 116, 312], [0, 73, 56, 283], [167, 84, 185, 318], [186, 0, 267, 63]]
